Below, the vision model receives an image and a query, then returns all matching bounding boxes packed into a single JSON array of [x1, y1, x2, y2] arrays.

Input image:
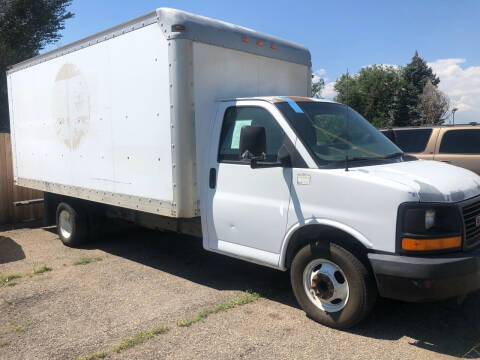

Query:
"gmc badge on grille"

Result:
[[476, 215, 480, 227]]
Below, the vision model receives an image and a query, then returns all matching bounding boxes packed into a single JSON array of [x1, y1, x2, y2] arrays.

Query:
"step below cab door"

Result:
[[433, 128, 480, 175], [202, 100, 296, 268]]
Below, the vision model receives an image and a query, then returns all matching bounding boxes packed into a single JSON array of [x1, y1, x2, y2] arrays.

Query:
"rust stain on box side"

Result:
[[52, 63, 90, 150]]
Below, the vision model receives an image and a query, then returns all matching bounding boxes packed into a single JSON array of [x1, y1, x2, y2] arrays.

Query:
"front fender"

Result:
[[278, 218, 373, 269]]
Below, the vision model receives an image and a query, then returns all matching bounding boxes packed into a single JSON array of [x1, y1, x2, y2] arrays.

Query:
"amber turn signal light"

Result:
[[401, 236, 462, 251]]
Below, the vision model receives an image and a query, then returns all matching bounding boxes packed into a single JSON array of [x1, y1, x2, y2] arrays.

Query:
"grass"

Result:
[[464, 342, 480, 358], [32, 265, 52, 274], [178, 292, 260, 327], [2, 297, 13, 305], [76, 291, 260, 358], [14, 324, 28, 333], [73, 257, 103, 266], [112, 326, 169, 353], [0, 341, 10, 348], [0, 273, 22, 287], [76, 351, 107, 360]]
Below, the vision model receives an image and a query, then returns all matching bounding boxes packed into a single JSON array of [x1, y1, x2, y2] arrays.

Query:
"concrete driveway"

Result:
[[0, 222, 479, 360]]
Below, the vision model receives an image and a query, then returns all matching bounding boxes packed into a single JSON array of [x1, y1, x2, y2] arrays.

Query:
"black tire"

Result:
[[56, 202, 89, 247], [290, 242, 376, 329]]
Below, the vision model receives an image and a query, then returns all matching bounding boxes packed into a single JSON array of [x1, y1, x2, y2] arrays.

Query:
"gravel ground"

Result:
[[0, 222, 479, 360]]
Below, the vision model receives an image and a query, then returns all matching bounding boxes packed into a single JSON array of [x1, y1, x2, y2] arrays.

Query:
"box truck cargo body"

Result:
[[7, 8, 311, 219], [7, 9, 480, 329]]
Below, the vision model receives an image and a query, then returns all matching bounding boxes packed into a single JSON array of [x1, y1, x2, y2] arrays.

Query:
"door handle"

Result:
[[209, 168, 217, 189]]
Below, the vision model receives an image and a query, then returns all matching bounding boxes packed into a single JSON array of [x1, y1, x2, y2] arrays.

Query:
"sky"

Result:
[[45, 0, 480, 124]]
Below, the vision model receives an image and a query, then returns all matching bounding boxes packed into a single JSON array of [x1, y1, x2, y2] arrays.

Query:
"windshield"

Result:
[[275, 100, 403, 166]]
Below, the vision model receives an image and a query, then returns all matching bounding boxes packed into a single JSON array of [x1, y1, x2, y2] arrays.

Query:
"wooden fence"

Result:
[[0, 133, 43, 225]]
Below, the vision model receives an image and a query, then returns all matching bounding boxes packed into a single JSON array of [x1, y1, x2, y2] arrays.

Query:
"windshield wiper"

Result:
[[347, 152, 403, 162], [347, 156, 374, 161], [383, 152, 404, 159]]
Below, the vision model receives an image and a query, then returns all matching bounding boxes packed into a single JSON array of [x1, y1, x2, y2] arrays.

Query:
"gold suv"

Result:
[[381, 124, 480, 174]]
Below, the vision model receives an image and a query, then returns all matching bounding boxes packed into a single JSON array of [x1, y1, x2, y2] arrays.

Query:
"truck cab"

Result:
[[203, 96, 480, 328]]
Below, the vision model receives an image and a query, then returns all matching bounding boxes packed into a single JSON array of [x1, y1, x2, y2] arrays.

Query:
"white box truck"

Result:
[[6, 8, 480, 328]]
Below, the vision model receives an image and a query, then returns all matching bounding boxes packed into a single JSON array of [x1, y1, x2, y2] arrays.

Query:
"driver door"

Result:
[[204, 101, 294, 267]]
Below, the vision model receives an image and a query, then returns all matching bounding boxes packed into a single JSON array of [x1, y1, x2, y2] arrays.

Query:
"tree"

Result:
[[333, 52, 447, 128], [312, 77, 325, 98], [392, 51, 440, 126], [0, 0, 73, 132], [334, 65, 402, 128], [414, 79, 450, 125]]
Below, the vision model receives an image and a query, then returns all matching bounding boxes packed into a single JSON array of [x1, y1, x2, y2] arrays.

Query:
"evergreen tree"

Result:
[[392, 51, 440, 126], [0, 0, 74, 132]]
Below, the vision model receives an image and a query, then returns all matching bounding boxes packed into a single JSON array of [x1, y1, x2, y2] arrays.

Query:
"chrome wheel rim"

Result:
[[303, 259, 349, 313], [59, 210, 73, 239]]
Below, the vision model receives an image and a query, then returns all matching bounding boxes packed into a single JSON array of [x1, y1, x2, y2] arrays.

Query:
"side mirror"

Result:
[[239, 126, 266, 160]]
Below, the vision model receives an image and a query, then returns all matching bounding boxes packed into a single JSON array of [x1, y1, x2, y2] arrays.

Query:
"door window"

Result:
[[393, 129, 432, 153], [439, 129, 480, 154], [218, 106, 285, 162]]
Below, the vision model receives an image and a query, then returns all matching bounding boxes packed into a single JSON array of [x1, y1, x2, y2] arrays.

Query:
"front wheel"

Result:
[[290, 242, 376, 329]]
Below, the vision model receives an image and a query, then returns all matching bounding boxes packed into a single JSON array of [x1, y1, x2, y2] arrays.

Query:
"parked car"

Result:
[[381, 125, 480, 174], [7, 8, 480, 329]]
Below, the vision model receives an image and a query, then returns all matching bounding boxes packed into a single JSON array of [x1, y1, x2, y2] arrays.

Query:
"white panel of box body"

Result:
[[192, 42, 310, 200], [8, 23, 174, 214]]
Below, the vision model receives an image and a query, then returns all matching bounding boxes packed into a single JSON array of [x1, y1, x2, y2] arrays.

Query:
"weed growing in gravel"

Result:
[[2, 298, 13, 305], [76, 350, 107, 360], [7, 282, 16, 287], [0, 341, 10, 348], [73, 257, 103, 266], [112, 326, 169, 353], [178, 291, 260, 327], [0, 273, 22, 287], [14, 324, 29, 333], [33, 265, 52, 274]]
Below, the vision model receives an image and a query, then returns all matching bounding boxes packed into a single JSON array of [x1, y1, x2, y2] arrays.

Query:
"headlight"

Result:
[[397, 204, 463, 253]]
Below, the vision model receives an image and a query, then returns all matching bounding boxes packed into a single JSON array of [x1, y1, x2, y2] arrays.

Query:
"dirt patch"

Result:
[[0, 223, 478, 359]]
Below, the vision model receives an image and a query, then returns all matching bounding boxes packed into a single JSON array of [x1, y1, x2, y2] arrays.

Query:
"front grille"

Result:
[[462, 199, 480, 250]]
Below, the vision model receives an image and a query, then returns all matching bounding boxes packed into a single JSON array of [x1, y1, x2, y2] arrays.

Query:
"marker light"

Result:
[[270, 45, 277, 50], [174, 25, 185, 31], [256, 42, 264, 46], [425, 209, 436, 230], [241, 38, 249, 43], [401, 236, 461, 251]]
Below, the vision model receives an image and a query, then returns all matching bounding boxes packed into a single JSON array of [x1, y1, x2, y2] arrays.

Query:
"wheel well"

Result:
[[44, 193, 106, 226], [284, 224, 370, 269]]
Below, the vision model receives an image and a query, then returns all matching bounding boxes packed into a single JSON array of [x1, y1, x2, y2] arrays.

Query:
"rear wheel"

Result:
[[290, 242, 376, 329], [56, 202, 88, 247]]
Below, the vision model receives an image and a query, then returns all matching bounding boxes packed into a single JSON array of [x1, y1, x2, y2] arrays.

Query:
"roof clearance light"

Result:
[[241, 38, 249, 43], [270, 45, 277, 50], [256, 42, 264, 46], [174, 25, 186, 31]]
